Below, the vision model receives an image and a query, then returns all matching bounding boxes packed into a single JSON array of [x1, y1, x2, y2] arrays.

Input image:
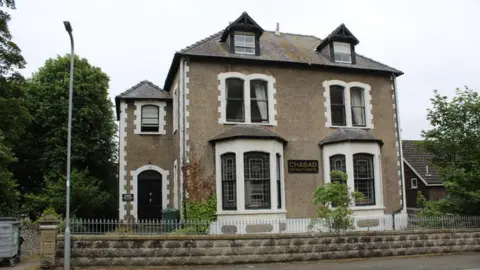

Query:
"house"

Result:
[[402, 140, 446, 210], [115, 12, 406, 222]]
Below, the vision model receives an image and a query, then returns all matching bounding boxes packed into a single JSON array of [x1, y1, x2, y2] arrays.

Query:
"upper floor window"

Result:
[[244, 152, 270, 209], [173, 85, 178, 133], [333, 42, 352, 63], [353, 154, 375, 206], [141, 105, 159, 132], [250, 80, 268, 123], [219, 72, 277, 126], [234, 34, 255, 55], [134, 101, 166, 135], [323, 80, 372, 129], [221, 153, 237, 210], [330, 85, 346, 126], [226, 78, 245, 122], [350, 87, 365, 127]]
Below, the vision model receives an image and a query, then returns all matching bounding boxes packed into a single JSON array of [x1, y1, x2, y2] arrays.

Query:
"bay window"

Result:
[[244, 152, 270, 209], [221, 153, 237, 210], [353, 154, 375, 205]]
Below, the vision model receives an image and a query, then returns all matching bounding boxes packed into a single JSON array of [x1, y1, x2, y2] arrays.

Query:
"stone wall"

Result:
[[56, 229, 480, 267]]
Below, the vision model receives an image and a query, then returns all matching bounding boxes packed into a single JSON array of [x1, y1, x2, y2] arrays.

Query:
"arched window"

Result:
[[329, 85, 346, 126], [244, 152, 270, 209], [353, 154, 375, 205], [350, 87, 366, 127], [226, 78, 244, 122], [141, 105, 159, 132], [329, 154, 346, 183], [250, 79, 268, 123], [221, 153, 237, 210]]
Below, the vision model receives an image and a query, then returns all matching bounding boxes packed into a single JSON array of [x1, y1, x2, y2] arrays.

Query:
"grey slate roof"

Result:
[[115, 80, 171, 120], [116, 80, 171, 100], [402, 140, 442, 185], [319, 128, 383, 146], [210, 125, 287, 144], [178, 30, 402, 75]]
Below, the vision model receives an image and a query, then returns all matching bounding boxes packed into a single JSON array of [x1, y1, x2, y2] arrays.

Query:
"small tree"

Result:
[[310, 170, 363, 234]]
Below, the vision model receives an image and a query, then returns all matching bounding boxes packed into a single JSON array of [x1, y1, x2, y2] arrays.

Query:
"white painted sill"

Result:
[[329, 125, 371, 130], [217, 209, 287, 216], [135, 131, 164, 135], [221, 121, 275, 126], [351, 205, 385, 211]]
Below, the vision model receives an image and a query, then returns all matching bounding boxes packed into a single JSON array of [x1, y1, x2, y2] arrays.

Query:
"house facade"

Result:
[[115, 12, 406, 222], [402, 140, 446, 210]]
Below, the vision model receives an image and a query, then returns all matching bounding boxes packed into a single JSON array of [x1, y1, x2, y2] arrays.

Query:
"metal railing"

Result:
[[58, 215, 480, 235]]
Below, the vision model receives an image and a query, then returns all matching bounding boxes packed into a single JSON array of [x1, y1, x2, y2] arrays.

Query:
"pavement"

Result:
[[0, 256, 40, 270], [1, 253, 479, 269], [179, 253, 480, 270]]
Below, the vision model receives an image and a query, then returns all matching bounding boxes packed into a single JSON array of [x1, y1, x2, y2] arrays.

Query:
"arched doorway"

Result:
[[137, 170, 162, 220]]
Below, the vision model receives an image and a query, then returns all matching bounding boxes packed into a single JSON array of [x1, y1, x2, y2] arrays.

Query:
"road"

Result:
[[183, 253, 480, 270]]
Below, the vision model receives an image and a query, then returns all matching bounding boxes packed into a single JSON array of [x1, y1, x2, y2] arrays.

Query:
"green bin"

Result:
[[161, 208, 180, 232]]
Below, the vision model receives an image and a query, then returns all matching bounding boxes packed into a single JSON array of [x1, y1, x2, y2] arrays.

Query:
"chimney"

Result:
[[275, 22, 280, 36]]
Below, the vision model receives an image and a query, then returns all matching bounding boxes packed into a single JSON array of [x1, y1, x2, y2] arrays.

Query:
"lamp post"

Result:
[[63, 20, 74, 270]]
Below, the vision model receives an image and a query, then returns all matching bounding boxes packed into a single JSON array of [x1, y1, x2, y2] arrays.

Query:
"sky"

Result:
[[7, 0, 480, 139]]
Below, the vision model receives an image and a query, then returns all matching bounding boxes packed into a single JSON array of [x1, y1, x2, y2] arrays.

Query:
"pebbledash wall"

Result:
[[54, 229, 480, 267]]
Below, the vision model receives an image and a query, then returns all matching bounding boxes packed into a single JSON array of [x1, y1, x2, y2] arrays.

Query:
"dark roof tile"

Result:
[[402, 140, 442, 185], [116, 80, 171, 100], [179, 30, 402, 74], [319, 128, 383, 146], [210, 125, 287, 144]]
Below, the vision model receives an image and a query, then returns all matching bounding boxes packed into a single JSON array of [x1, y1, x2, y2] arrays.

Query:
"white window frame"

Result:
[[322, 142, 384, 216], [333, 42, 352, 63], [411, 178, 418, 189], [173, 84, 178, 134], [234, 33, 255, 55], [218, 72, 277, 126], [323, 80, 373, 129], [134, 100, 167, 135], [215, 139, 286, 219]]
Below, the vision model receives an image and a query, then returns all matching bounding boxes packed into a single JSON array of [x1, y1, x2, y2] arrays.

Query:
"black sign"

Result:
[[288, 160, 319, 173], [122, 194, 134, 202]]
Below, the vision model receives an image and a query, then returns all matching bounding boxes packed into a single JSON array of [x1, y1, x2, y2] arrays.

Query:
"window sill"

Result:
[[351, 205, 385, 211], [329, 125, 371, 130], [221, 121, 275, 127], [134, 131, 165, 135], [217, 209, 286, 216]]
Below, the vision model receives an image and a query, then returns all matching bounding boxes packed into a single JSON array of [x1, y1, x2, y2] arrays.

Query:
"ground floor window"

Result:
[[215, 139, 285, 214], [353, 154, 375, 205], [244, 152, 271, 209]]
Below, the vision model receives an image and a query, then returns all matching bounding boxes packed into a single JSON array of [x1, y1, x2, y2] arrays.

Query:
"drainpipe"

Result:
[[181, 57, 188, 220], [392, 72, 407, 230]]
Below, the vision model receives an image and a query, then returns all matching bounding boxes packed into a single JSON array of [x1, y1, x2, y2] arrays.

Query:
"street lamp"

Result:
[[63, 20, 74, 270]]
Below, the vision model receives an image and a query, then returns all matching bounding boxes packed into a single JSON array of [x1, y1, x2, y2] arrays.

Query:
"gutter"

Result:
[[392, 73, 406, 230]]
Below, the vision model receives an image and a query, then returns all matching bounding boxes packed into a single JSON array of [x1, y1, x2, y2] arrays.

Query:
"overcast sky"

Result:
[[7, 0, 480, 139]]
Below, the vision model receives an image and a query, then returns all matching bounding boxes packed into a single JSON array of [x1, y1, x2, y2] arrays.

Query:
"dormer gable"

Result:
[[220, 12, 264, 56], [316, 24, 359, 64]]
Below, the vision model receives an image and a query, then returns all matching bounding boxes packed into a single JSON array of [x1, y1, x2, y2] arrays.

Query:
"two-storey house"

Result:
[[115, 12, 405, 222]]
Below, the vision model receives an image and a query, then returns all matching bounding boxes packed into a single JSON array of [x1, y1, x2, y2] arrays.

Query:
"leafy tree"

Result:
[[0, 0, 30, 214], [17, 55, 118, 218], [310, 171, 363, 234], [421, 87, 480, 215], [0, 135, 20, 215]]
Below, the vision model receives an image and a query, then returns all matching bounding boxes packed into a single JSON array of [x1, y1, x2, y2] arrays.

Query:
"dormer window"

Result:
[[316, 24, 359, 64], [220, 12, 264, 56], [333, 42, 352, 63], [234, 33, 255, 55]]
